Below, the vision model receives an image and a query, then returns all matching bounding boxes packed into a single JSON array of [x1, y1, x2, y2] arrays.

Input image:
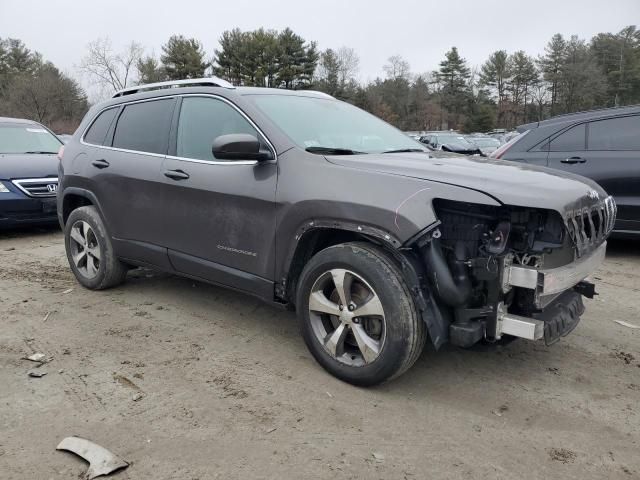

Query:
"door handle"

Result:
[[561, 156, 586, 164], [91, 159, 110, 169], [164, 169, 190, 180]]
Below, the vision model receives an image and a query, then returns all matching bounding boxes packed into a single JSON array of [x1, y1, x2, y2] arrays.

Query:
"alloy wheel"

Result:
[[308, 268, 386, 366], [69, 220, 101, 278]]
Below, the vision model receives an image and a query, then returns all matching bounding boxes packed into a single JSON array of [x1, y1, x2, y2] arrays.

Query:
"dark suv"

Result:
[[492, 105, 639, 236], [59, 78, 614, 386]]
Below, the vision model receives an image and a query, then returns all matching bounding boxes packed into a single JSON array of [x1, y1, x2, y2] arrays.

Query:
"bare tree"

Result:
[[383, 55, 411, 80], [335, 46, 360, 85], [79, 38, 144, 92], [530, 82, 550, 121], [5, 63, 87, 131]]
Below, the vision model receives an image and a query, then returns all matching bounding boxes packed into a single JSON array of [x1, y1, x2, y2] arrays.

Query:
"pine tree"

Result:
[[479, 50, 511, 126], [137, 56, 166, 84], [161, 35, 207, 80], [538, 34, 567, 115], [591, 25, 640, 106], [436, 47, 471, 128], [509, 51, 539, 125]]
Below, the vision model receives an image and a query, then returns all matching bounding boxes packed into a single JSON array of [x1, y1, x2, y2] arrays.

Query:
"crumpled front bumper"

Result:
[[495, 241, 606, 342], [503, 241, 606, 308]]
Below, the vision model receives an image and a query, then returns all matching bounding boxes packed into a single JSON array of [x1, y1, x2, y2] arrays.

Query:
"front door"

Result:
[[160, 95, 277, 297]]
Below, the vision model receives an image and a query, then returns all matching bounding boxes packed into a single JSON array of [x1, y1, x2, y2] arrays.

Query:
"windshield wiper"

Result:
[[23, 151, 58, 154], [382, 148, 427, 154], [305, 146, 365, 155]]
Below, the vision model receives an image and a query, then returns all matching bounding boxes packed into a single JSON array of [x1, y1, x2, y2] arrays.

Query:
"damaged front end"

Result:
[[410, 196, 615, 348]]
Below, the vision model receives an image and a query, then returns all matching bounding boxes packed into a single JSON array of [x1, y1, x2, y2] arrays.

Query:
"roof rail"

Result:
[[548, 103, 640, 121], [112, 77, 235, 98]]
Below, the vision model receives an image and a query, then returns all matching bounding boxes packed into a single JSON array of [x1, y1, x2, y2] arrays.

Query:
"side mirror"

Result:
[[212, 134, 274, 161]]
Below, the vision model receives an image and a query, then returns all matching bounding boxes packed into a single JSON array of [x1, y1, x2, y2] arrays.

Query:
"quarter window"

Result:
[[588, 115, 640, 151], [549, 124, 586, 151], [176, 97, 260, 162], [84, 107, 118, 146], [112, 99, 174, 154]]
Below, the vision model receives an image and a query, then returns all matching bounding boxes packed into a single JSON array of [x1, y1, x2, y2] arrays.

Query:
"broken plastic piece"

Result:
[[614, 320, 640, 329], [26, 353, 46, 362], [57, 436, 129, 479]]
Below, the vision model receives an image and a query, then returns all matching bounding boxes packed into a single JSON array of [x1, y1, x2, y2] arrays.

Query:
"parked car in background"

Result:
[[487, 131, 519, 145], [467, 136, 501, 155], [404, 131, 422, 141], [0, 117, 62, 228], [419, 132, 482, 155], [59, 78, 612, 386], [492, 105, 639, 236]]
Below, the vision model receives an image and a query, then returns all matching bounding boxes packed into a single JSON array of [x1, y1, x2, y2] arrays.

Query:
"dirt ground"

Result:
[[0, 227, 638, 480]]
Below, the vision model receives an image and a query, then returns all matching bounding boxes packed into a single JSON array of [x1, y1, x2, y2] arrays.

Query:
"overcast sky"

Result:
[[1, 0, 638, 92]]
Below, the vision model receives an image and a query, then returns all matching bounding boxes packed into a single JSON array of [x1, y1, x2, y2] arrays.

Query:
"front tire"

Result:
[[296, 242, 426, 386], [64, 206, 127, 290]]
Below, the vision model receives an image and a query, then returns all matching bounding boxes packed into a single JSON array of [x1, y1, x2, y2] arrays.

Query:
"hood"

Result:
[[0, 153, 59, 180], [327, 152, 608, 214]]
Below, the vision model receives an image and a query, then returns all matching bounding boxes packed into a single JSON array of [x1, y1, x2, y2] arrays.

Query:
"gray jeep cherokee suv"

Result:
[[58, 78, 615, 386]]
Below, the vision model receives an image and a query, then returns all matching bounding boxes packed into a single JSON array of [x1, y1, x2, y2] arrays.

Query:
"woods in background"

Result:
[[0, 38, 87, 133], [1, 25, 639, 133]]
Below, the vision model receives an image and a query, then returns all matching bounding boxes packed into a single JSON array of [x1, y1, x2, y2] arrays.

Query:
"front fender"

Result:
[[274, 151, 500, 283]]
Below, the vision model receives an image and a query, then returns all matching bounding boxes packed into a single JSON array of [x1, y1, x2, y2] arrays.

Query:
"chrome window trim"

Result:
[[164, 155, 258, 166], [80, 94, 277, 165], [12, 177, 59, 198]]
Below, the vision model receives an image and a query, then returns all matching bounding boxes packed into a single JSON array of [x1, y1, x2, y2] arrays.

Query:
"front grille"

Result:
[[565, 196, 616, 257], [11, 178, 58, 198]]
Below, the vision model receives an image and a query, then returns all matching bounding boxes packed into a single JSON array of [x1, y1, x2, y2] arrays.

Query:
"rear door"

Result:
[[546, 115, 640, 230], [87, 97, 176, 268], [585, 115, 639, 230], [160, 95, 277, 296]]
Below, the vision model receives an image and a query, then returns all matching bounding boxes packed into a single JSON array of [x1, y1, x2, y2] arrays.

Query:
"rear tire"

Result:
[[64, 206, 127, 290], [296, 242, 426, 386]]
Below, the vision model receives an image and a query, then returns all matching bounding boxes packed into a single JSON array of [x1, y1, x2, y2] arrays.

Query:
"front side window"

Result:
[[248, 94, 426, 154], [112, 99, 174, 154], [588, 115, 640, 151], [549, 124, 586, 151], [0, 124, 61, 154], [176, 96, 259, 162], [84, 107, 118, 146]]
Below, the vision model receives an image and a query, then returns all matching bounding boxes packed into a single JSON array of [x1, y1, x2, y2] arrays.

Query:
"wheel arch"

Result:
[[279, 220, 401, 305], [280, 219, 451, 350], [61, 188, 104, 226]]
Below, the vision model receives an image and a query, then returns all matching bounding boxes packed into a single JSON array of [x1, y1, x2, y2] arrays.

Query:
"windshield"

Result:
[[0, 124, 62, 154], [248, 94, 427, 154]]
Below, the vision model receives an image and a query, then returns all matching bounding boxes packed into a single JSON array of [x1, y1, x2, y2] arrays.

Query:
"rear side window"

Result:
[[176, 96, 259, 162], [112, 99, 174, 154], [588, 115, 640, 151], [83, 108, 118, 146], [549, 124, 586, 151]]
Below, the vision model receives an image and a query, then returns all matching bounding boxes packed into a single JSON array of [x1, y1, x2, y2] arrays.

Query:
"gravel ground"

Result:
[[1, 227, 638, 479]]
